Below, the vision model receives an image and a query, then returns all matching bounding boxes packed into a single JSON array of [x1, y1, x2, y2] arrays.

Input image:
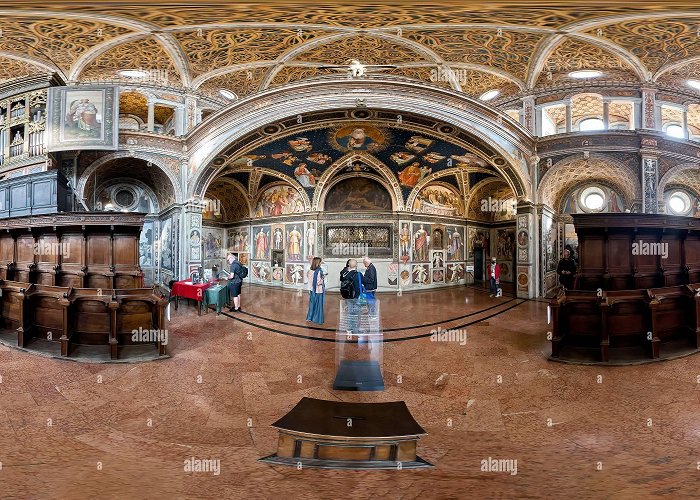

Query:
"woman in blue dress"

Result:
[[306, 257, 325, 324]]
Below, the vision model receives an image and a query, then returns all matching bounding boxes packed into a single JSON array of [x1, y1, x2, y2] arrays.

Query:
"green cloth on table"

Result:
[[201, 284, 230, 314]]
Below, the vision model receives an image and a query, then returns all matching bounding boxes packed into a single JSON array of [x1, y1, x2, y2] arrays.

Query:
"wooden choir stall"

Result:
[[551, 213, 700, 363], [0, 213, 168, 360]]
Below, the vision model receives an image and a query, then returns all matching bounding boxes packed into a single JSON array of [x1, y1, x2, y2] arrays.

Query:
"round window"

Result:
[[578, 186, 607, 213], [584, 192, 604, 209], [667, 191, 691, 215], [115, 188, 135, 207]]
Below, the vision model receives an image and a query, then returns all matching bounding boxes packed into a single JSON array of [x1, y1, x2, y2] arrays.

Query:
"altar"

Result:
[[260, 397, 432, 470]]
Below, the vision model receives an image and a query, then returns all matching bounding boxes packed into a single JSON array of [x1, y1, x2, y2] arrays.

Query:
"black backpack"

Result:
[[237, 265, 248, 279], [340, 270, 357, 299]]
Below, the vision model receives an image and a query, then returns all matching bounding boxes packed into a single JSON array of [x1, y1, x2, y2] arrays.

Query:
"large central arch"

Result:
[[186, 77, 535, 201]]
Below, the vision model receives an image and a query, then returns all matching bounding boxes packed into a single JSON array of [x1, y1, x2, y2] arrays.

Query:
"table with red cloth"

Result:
[[171, 280, 211, 316]]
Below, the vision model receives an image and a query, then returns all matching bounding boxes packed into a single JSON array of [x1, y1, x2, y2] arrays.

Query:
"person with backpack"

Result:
[[340, 259, 364, 300], [340, 259, 351, 283], [226, 252, 247, 312], [339, 259, 365, 338], [306, 257, 325, 324]]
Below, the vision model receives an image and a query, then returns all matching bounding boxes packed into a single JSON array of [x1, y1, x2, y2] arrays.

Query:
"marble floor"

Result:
[[1, 283, 699, 499]]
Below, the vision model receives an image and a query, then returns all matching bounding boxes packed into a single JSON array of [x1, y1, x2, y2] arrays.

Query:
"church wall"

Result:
[[202, 211, 517, 293]]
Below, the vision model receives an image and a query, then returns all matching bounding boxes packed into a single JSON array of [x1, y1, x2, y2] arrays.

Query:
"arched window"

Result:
[[579, 118, 605, 132], [665, 124, 685, 138]]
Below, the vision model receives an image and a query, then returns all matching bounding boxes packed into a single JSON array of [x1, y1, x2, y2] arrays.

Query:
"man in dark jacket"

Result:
[[362, 257, 377, 299], [340, 259, 364, 299], [226, 253, 243, 312], [557, 249, 576, 290]]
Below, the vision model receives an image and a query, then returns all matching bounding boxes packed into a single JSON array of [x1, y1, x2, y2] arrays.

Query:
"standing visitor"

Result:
[[488, 257, 500, 298], [557, 249, 576, 290], [226, 253, 244, 312], [362, 256, 377, 299], [306, 257, 325, 324]]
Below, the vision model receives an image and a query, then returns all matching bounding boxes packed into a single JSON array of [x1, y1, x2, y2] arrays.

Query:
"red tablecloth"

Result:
[[171, 280, 211, 301]]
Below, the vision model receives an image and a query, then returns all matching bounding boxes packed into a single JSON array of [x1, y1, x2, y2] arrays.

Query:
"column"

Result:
[[640, 88, 657, 130], [185, 201, 203, 277], [682, 107, 689, 139], [175, 106, 186, 136], [185, 95, 197, 132], [603, 99, 610, 130], [147, 100, 155, 133], [522, 96, 536, 135], [565, 101, 572, 133], [516, 201, 537, 299], [641, 156, 659, 214]]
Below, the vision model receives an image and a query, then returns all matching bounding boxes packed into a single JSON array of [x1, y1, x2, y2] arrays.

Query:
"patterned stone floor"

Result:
[[1, 284, 699, 499]]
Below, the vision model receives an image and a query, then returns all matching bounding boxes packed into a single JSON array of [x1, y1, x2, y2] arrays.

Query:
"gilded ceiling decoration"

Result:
[[661, 106, 683, 124], [0, 17, 131, 74], [538, 155, 641, 209], [383, 67, 452, 90], [205, 179, 250, 222], [8, 4, 687, 29], [466, 179, 515, 221], [174, 28, 325, 79], [79, 36, 180, 85], [663, 167, 700, 198], [544, 105, 566, 127], [585, 19, 700, 74], [119, 91, 148, 121], [536, 38, 638, 85], [571, 94, 604, 122], [154, 105, 174, 126], [609, 102, 633, 123], [0, 56, 48, 83], [404, 29, 543, 81], [197, 67, 269, 101], [686, 105, 700, 134], [2, 4, 700, 97], [294, 35, 430, 65], [267, 66, 338, 88], [656, 60, 700, 88]]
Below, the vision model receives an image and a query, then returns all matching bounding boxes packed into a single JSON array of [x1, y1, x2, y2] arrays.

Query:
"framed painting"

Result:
[[47, 86, 119, 151]]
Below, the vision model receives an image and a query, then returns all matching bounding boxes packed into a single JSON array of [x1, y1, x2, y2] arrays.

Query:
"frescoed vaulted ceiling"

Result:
[[3, 2, 700, 103], [202, 114, 515, 217]]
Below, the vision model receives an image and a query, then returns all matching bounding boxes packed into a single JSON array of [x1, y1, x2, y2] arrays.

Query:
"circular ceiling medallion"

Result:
[[212, 156, 227, 167], [350, 109, 372, 119], [493, 157, 506, 166], [438, 124, 455, 134]]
